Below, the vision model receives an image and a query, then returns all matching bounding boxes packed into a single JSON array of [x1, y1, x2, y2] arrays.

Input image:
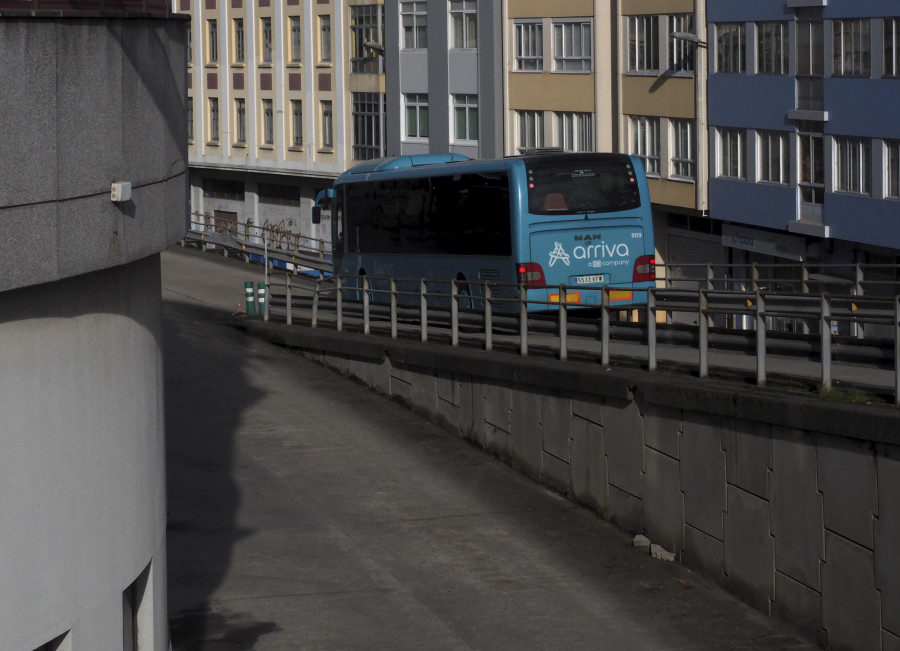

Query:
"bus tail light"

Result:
[[633, 255, 656, 283], [516, 262, 545, 287]]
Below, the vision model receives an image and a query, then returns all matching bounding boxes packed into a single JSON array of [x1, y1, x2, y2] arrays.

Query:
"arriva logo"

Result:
[[549, 241, 631, 268], [549, 242, 571, 267]]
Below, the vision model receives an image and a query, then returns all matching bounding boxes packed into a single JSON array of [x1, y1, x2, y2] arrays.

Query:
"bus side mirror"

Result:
[[312, 206, 321, 225]]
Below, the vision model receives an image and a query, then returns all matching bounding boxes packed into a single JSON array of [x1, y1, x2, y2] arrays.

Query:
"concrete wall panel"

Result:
[[724, 486, 774, 613], [641, 400, 681, 458], [0, 204, 60, 292], [822, 532, 880, 651], [684, 524, 725, 584], [818, 436, 877, 549], [876, 453, 900, 636], [681, 414, 725, 540], [722, 420, 771, 500], [774, 572, 823, 642], [771, 430, 823, 590], [603, 399, 643, 497], [510, 388, 542, 479], [541, 394, 571, 462], [642, 448, 683, 555], [570, 416, 607, 512], [541, 451, 571, 495], [609, 484, 641, 532]]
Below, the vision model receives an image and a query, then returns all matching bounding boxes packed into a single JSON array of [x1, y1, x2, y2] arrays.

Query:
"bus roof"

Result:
[[344, 153, 470, 175]]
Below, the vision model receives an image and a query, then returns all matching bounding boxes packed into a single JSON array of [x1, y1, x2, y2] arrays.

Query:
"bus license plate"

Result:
[[575, 274, 606, 285]]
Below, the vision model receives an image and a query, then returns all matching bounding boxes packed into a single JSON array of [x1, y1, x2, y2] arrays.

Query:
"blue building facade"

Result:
[[707, 0, 900, 280]]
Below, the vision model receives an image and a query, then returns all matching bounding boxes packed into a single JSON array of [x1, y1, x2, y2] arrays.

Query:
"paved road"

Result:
[[163, 246, 818, 650]]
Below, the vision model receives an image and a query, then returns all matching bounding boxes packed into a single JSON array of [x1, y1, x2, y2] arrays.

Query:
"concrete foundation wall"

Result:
[[0, 256, 168, 650], [259, 324, 900, 650]]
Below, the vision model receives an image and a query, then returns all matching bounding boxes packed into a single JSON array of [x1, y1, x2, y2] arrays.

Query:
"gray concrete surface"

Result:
[[163, 246, 820, 650]]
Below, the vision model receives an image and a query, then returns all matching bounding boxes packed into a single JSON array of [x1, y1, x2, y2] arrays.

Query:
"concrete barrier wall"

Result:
[[251, 323, 900, 650]]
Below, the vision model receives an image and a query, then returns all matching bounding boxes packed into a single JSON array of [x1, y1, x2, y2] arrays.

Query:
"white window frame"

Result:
[[715, 23, 745, 73], [450, 0, 477, 49], [401, 1, 427, 50], [887, 140, 900, 198], [260, 17, 273, 64], [351, 5, 384, 74], [834, 136, 871, 195], [261, 98, 274, 145], [404, 93, 429, 140], [798, 121, 825, 204], [757, 22, 788, 75], [290, 99, 303, 148], [289, 16, 302, 63], [671, 119, 695, 179], [553, 19, 592, 72], [233, 18, 245, 64], [718, 128, 746, 180], [187, 96, 193, 142], [669, 15, 695, 73], [517, 110, 544, 151], [758, 130, 789, 184], [886, 18, 900, 78], [208, 97, 219, 143], [452, 94, 478, 142], [630, 116, 660, 176], [207, 19, 218, 64], [321, 100, 333, 149], [234, 97, 246, 145], [627, 15, 659, 73], [319, 15, 332, 63], [514, 21, 543, 71], [833, 19, 871, 77], [556, 112, 593, 153]]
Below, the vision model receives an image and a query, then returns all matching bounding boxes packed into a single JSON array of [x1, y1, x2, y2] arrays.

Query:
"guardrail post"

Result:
[[336, 276, 344, 332], [519, 285, 528, 357], [484, 284, 493, 352], [647, 289, 657, 371], [558, 285, 568, 361], [244, 281, 256, 316], [699, 290, 709, 378], [821, 295, 832, 390], [755, 291, 766, 386], [362, 276, 371, 335], [259, 282, 268, 322], [285, 274, 292, 326], [854, 263, 864, 340], [895, 296, 900, 405], [451, 280, 459, 347], [752, 263, 760, 292], [390, 279, 398, 339], [601, 287, 610, 366], [312, 278, 320, 328], [420, 279, 428, 343]]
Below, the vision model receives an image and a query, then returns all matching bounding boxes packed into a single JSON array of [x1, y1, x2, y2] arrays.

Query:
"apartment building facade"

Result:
[[708, 0, 900, 289]]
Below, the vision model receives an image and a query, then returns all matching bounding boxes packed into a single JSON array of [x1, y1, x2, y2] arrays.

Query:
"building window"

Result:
[[207, 19, 218, 64], [401, 1, 427, 50], [627, 15, 659, 73], [260, 17, 272, 63], [553, 20, 592, 71], [669, 15, 695, 72], [517, 110, 544, 151], [289, 16, 302, 63], [351, 5, 384, 73], [758, 131, 789, 184], [319, 15, 332, 62], [291, 100, 303, 147], [321, 100, 333, 148], [798, 121, 824, 204], [261, 99, 274, 145], [450, 0, 477, 49], [834, 136, 871, 194], [234, 98, 246, 144], [886, 19, 900, 77], [715, 23, 745, 73], [352, 92, 384, 160], [556, 112, 593, 152], [757, 22, 788, 74], [514, 21, 543, 71], [453, 94, 478, 141], [187, 97, 193, 142], [630, 116, 660, 176], [233, 18, 244, 64], [671, 119, 695, 179], [888, 140, 900, 198], [208, 97, 219, 142], [717, 128, 745, 179], [404, 93, 429, 139], [833, 19, 870, 77]]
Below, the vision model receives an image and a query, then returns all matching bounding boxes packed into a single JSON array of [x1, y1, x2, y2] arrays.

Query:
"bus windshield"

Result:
[[525, 154, 641, 215]]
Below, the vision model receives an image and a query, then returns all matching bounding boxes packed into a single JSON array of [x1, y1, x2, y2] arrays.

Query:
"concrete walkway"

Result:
[[163, 247, 819, 650]]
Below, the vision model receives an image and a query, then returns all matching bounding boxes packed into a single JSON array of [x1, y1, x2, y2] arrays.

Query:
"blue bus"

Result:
[[312, 151, 656, 311]]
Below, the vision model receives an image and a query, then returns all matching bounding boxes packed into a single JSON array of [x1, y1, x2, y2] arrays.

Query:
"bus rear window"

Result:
[[526, 155, 641, 215]]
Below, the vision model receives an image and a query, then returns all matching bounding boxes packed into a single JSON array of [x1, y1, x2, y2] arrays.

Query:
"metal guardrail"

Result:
[[183, 212, 332, 274], [256, 273, 900, 405]]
